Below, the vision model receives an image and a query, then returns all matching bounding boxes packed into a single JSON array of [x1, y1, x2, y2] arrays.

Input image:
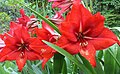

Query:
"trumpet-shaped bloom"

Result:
[[49, 0, 81, 13], [59, 2, 119, 66], [30, 21, 60, 68], [17, 9, 39, 31], [0, 23, 42, 71], [33, 28, 57, 68]]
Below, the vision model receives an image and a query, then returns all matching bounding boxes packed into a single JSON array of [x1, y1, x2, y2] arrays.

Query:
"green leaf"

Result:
[[108, 49, 120, 68], [97, 50, 103, 60], [104, 49, 115, 74], [115, 47, 120, 74], [26, 61, 36, 74], [46, 61, 53, 74], [90, 0, 93, 12], [78, 54, 96, 74], [72, 63, 77, 74], [0, 65, 9, 74], [27, 61, 33, 69], [43, 40, 93, 74], [113, 27, 120, 32], [27, 67, 36, 74], [94, 58, 105, 74], [61, 58, 67, 74], [53, 53, 64, 74], [18, 2, 61, 34], [32, 65, 43, 74]]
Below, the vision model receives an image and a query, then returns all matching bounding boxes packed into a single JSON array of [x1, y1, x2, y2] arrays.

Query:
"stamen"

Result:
[[79, 41, 88, 47], [79, 22, 82, 32], [83, 29, 91, 35], [84, 36, 93, 39], [21, 38, 24, 44], [25, 47, 29, 51], [18, 47, 22, 50]]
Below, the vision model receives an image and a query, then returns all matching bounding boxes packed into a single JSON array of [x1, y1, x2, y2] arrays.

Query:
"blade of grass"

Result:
[[43, 40, 94, 74]]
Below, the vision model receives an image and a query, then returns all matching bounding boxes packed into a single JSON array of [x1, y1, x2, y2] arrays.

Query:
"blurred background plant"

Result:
[[0, 0, 120, 74]]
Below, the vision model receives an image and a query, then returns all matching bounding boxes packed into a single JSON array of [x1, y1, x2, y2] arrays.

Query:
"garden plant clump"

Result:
[[0, 0, 120, 74]]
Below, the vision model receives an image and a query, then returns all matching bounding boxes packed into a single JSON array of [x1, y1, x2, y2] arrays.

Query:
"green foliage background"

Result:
[[0, 0, 120, 74]]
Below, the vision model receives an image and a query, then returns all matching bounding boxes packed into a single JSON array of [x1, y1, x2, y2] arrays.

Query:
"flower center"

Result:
[[17, 39, 29, 51], [75, 32, 88, 47]]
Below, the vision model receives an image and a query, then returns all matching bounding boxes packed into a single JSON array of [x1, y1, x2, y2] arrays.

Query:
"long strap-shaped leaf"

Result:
[[18, 2, 61, 34], [43, 40, 95, 74], [108, 49, 120, 68]]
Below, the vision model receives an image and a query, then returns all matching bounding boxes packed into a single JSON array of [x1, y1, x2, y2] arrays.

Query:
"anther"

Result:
[[79, 41, 88, 47]]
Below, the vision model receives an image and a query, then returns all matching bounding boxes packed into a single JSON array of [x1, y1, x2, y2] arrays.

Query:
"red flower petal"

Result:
[[42, 53, 54, 69], [6, 50, 21, 60], [21, 27, 30, 41], [13, 27, 30, 42], [98, 28, 119, 43], [86, 28, 118, 50], [42, 21, 55, 35], [60, 22, 77, 42], [56, 36, 69, 47], [66, 3, 92, 28], [79, 42, 96, 67], [29, 38, 44, 53], [20, 9, 26, 17], [41, 47, 55, 69], [0, 48, 12, 62], [65, 43, 80, 55], [25, 51, 42, 60], [84, 12, 105, 37], [35, 28, 50, 40], [16, 54, 27, 71], [88, 38, 116, 50]]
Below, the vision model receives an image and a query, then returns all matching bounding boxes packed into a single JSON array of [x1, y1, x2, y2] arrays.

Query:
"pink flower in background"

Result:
[[48, 12, 64, 25], [48, 0, 81, 13], [0, 38, 5, 49]]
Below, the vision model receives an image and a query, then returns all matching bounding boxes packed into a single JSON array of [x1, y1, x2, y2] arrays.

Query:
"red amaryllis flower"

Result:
[[59, 2, 119, 66], [30, 21, 60, 69], [49, 0, 81, 13], [17, 9, 39, 31], [0, 23, 42, 71]]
